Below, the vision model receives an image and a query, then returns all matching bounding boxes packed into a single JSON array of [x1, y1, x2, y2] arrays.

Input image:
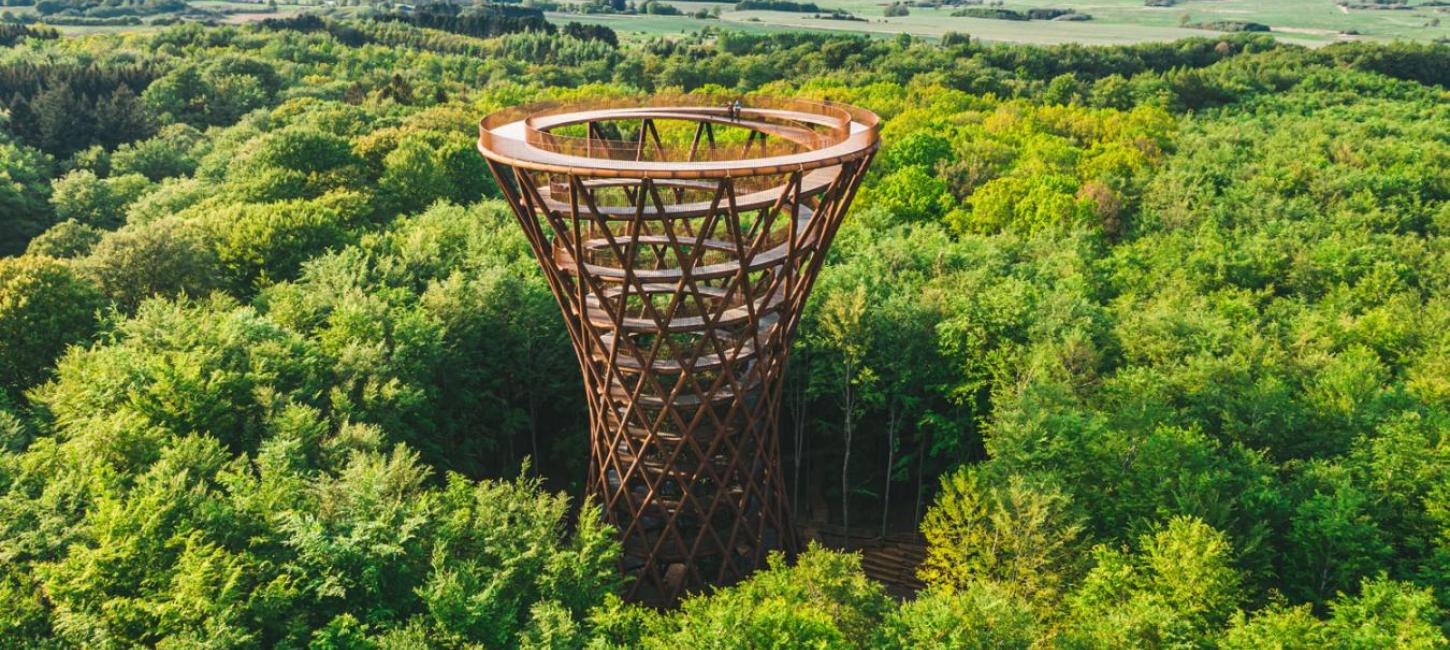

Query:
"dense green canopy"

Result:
[[0, 18, 1446, 648]]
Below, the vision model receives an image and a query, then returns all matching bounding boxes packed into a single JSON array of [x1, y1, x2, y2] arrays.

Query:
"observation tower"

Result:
[[477, 95, 879, 604]]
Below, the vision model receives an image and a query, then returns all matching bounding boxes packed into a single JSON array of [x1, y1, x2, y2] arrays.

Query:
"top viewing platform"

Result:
[[477, 94, 880, 179]]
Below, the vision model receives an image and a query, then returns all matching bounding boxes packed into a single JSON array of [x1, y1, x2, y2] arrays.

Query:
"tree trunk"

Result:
[[525, 336, 540, 470], [881, 400, 897, 540], [914, 428, 929, 528], [841, 358, 853, 537], [506, 419, 516, 470], [790, 356, 807, 515]]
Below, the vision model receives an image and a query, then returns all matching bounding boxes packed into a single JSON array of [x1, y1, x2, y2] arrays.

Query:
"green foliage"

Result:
[[0, 256, 103, 396], [206, 196, 354, 292], [1222, 579, 1449, 649], [0, 563, 54, 645], [864, 165, 954, 222], [1222, 604, 1328, 649], [142, 57, 280, 127], [0, 18, 1446, 649], [31, 294, 324, 456], [626, 545, 893, 650], [1326, 575, 1447, 649], [25, 219, 102, 259], [919, 468, 1083, 605], [377, 130, 492, 215], [961, 172, 1089, 234], [881, 130, 952, 172], [874, 582, 1038, 650], [21, 431, 617, 647], [109, 123, 208, 181], [124, 177, 215, 226], [415, 479, 618, 647], [0, 135, 53, 255], [48, 169, 152, 230], [1059, 517, 1242, 647], [1282, 461, 1393, 604], [81, 217, 221, 310], [258, 201, 574, 475], [224, 127, 367, 204]]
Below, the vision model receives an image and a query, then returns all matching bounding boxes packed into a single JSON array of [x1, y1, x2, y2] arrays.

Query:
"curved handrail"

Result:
[[478, 94, 880, 179]]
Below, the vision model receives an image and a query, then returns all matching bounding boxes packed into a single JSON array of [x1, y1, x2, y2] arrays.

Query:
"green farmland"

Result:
[[550, 0, 1450, 45]]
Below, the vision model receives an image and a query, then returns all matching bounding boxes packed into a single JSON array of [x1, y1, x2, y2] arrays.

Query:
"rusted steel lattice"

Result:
[[477, 95, 880, 604]]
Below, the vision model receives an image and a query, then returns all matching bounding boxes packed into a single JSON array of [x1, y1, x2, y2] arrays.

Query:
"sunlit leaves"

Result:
[[0, 256, 103, 396], [919, 468, 1083, 605]]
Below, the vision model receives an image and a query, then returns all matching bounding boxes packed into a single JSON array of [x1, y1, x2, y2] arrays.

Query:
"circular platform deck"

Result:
[[478, 95, 879, 179]]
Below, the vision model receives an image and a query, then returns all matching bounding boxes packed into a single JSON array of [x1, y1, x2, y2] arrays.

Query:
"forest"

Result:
[[0, 15, 1447, 649]]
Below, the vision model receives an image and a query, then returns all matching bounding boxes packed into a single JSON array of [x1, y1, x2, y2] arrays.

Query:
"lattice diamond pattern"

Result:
[[484, 132, 874, 605]]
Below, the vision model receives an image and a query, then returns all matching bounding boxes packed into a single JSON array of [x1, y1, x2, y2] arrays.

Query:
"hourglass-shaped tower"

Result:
[[477, 95, 879, 604]]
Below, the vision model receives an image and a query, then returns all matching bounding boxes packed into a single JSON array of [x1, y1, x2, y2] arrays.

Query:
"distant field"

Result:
[[19, 0, 1448, 45], [549, 0, 1450, 45], [27, 1, 317, 34], [189, 0, 326, 22]]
